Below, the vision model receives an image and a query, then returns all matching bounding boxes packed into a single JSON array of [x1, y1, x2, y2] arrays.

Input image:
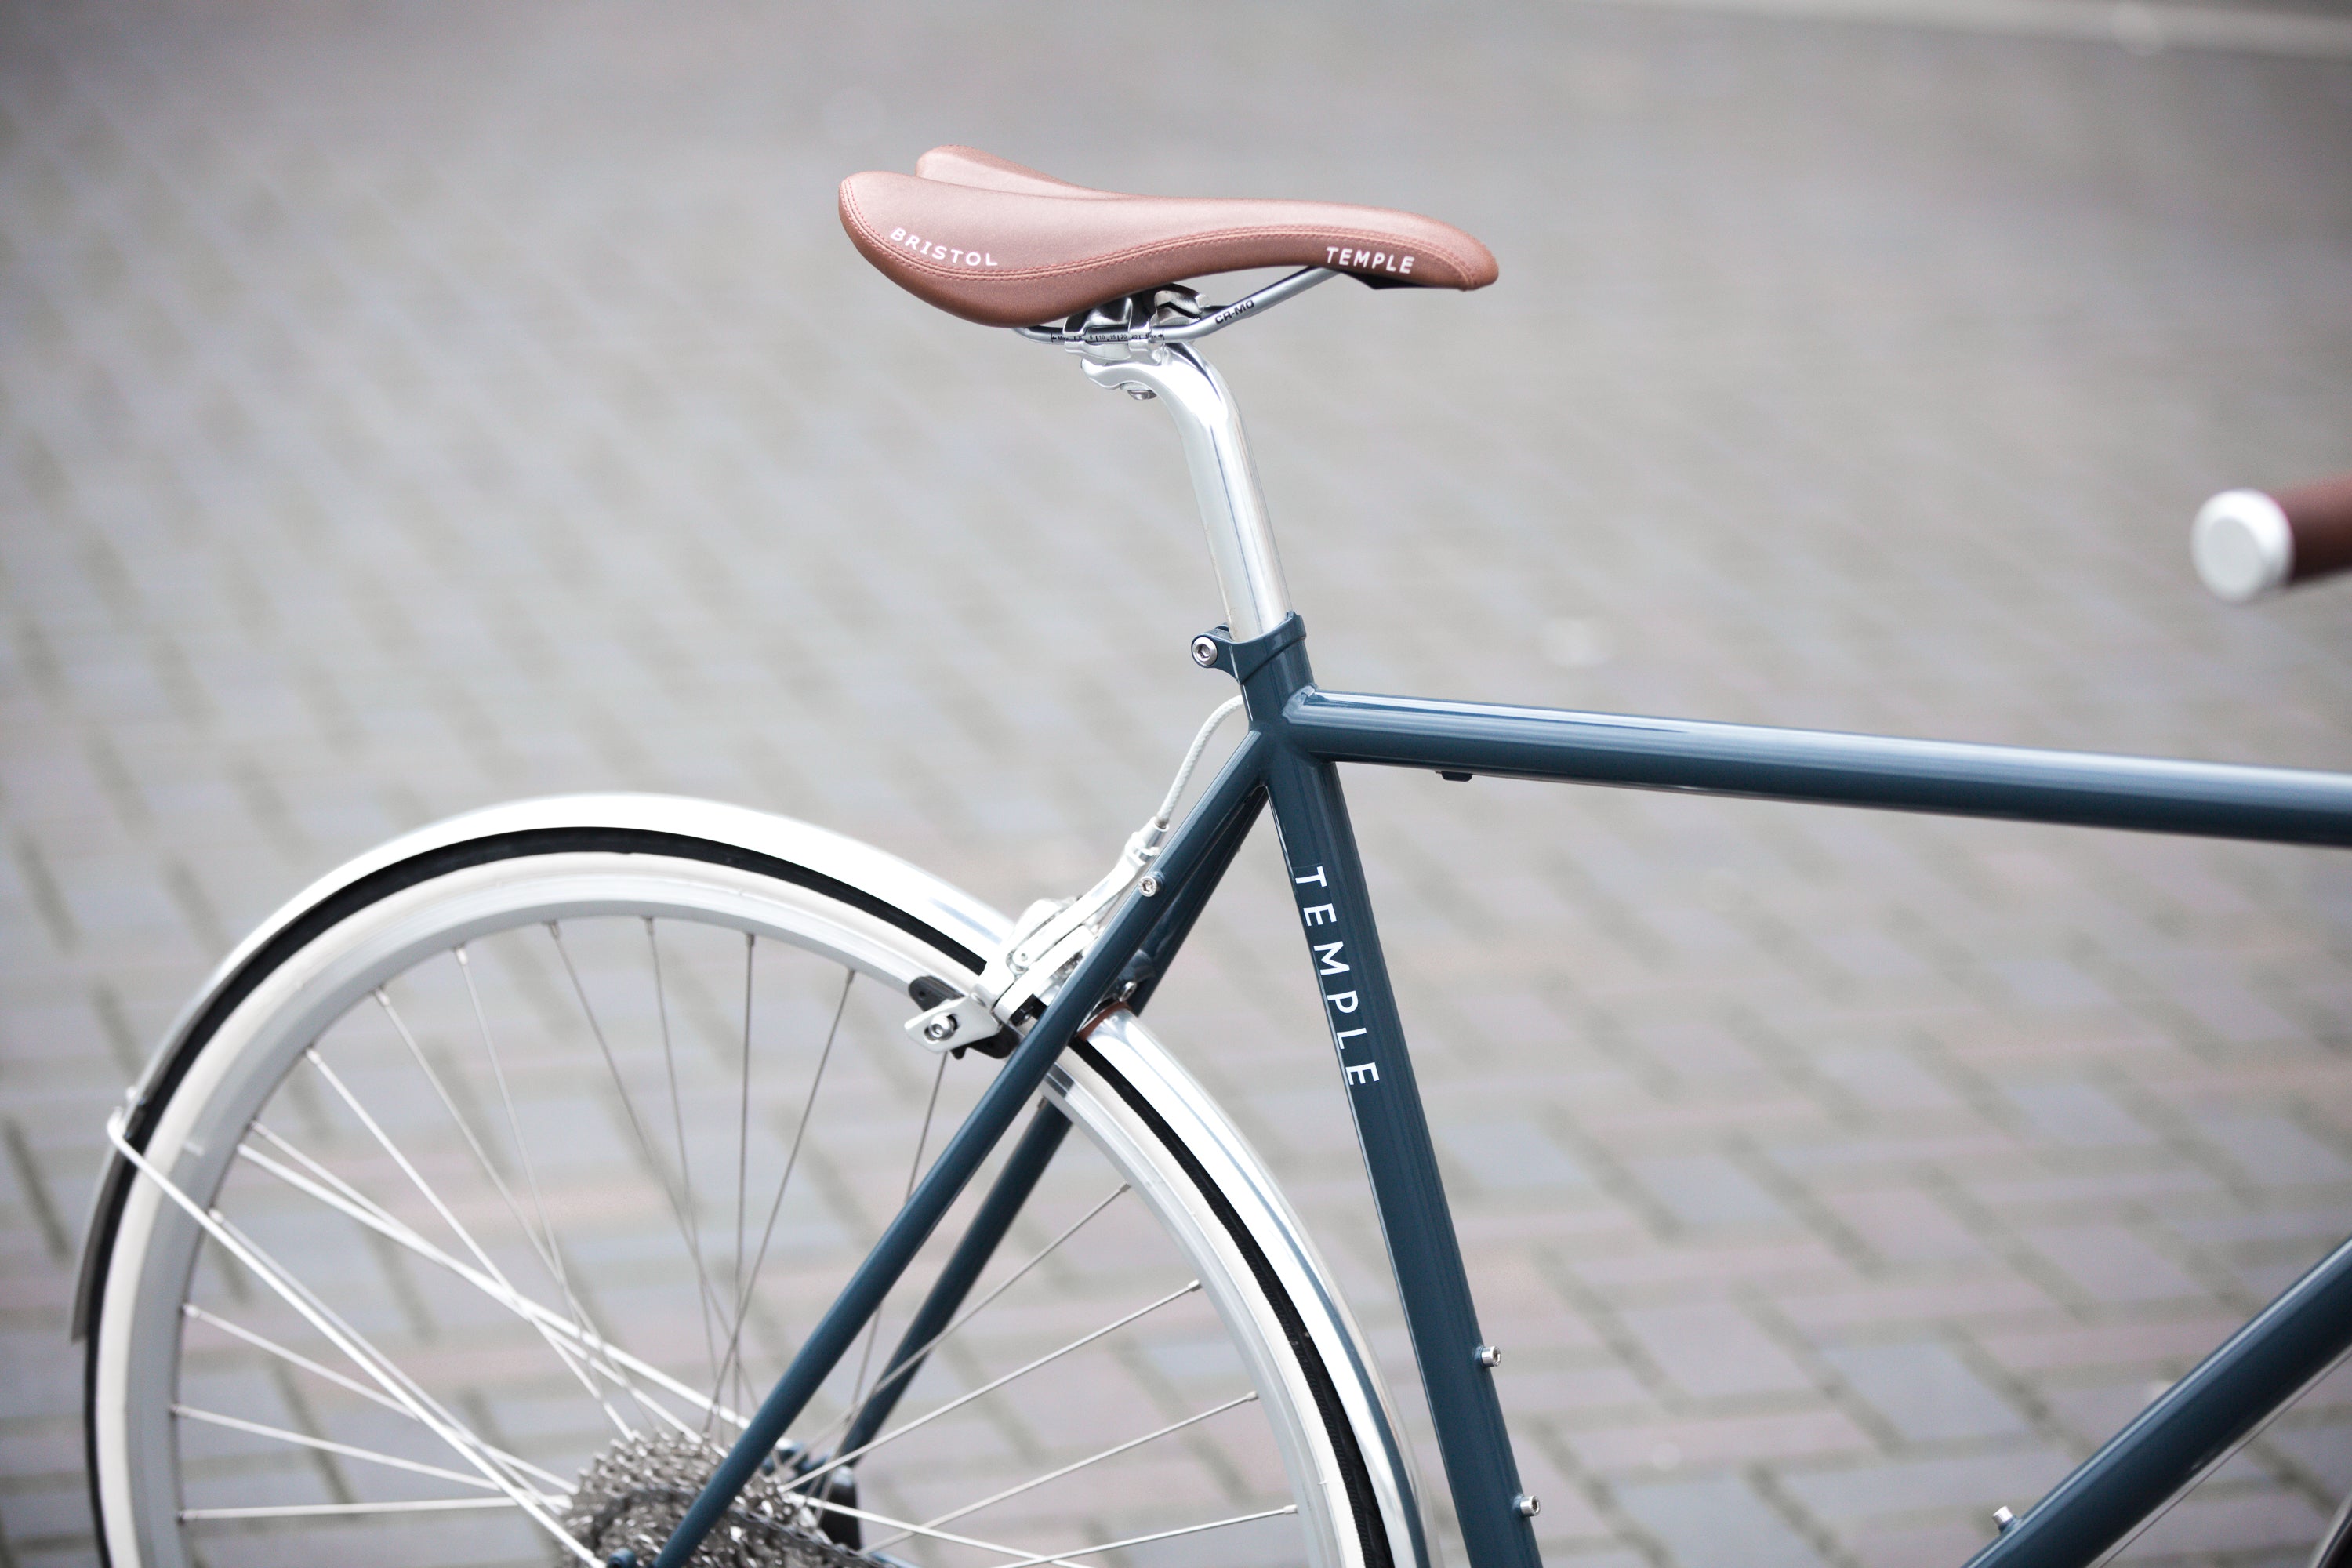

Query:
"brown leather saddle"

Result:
[[840, 147, 1498, 328]]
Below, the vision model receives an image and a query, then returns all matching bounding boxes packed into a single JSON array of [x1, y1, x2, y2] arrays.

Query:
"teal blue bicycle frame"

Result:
[[655, 608, 2352, 1568]]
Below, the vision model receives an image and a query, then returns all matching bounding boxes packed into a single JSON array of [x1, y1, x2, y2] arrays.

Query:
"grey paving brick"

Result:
[[0, 1475, 95, 1543], [1782, 1445, 2077, 1522], [13, 1548, 105, 1568], [1775, 1272, 2054, 1333], [1817, 1340, 2029, 1444], [1617, 1301, 1814, 1400], [1628, 1153, 1791, 1230], [1435, 1118, 1592, 1194], [1811, 1187, 1989, 1265], [2270, 1421, 2352, 1494], [2021, 1223, 2212, 1305], [1563, 1407, 1872, 1475], [2194, 1110, 2352, 1189], [0, 1333, 81, 1422], [1813, 1048, 1965, 1114], [2000, 1080, 2157, 1149], [1613, 1474, 1828, 1568]]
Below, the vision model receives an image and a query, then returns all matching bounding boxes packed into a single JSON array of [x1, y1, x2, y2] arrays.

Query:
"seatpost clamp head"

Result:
[[1191, 615, 1306, 684]]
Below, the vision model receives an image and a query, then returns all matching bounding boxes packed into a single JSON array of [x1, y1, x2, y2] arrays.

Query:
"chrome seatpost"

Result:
[[1081, 343, 1293, 641], [1023, 269, 1335, 644]]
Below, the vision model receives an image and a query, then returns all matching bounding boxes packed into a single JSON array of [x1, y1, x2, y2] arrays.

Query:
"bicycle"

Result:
[[72, 143, 2352, 1568]]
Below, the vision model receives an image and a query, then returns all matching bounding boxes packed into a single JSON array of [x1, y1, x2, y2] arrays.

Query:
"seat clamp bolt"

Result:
[[1190, 635, 1220, 666], [1475, 1344, 1501, 1368], [1514, 1494, 1540, 1518]]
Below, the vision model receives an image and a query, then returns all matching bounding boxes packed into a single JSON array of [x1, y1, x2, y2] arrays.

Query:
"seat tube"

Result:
[[1261, 738, 1544, 1568], [1082, 343, 1293, 641]]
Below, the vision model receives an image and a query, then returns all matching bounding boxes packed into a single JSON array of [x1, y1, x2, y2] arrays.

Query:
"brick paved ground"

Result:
[[5, 2, 2352, 1565]]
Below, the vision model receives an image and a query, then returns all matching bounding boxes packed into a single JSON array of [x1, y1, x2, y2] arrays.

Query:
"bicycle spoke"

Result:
[[872, 1392, 1260, 1550], [998, 1504, 1301, 1568], [729, 940, 748, 1420], [707, 964, 852, 1424], [798, 1489, 1297, 1568], [171, 1405, 510, 1492], [234, 1132, 747, 1432], [804, 1181, 1130, 1457], [245, 1122, 410, 1232], [183, 1497, 524, 1521], [106, 1114, 597, 1563], [210, 1212, 569, 1504], [846, 1049, 949, 1415], [378, 978, 646, 1423], [787, 1280, 1201, 1486], [181, 1305, 568, 1490], [648, 918, 722, 1396], [185, 1303, 412, 1417], [294, 1052, 633, 1434], [782, 1490, 1094, 1568], [546, 921, 737, 1355], [445, 956, 597, 1325], [405, 970, 559, 1289]]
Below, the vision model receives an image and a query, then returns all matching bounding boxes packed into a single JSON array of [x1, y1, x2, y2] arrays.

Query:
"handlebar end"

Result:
[[2192, 488, 2294, 603]]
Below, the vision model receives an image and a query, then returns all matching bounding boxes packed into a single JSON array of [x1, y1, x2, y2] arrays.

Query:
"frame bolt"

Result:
[[1514, 1494, 1541, 1519], [1139, 875, 1161, 897], [1474, 1344, 1501, 1368], [1993, 1507, 2016, 1534], [922, 1015, 959, 1042], [1190, 634, 1220, 667]]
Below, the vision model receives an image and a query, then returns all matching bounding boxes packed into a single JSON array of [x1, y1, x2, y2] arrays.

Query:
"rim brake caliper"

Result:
[[903, 695, 1243, 1054]]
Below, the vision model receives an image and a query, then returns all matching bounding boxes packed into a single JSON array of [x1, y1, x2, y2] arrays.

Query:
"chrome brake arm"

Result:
[[902, 698, 1245, 1053], [902, 842, 1145, 1054], [982, 823, 1161, 1012]]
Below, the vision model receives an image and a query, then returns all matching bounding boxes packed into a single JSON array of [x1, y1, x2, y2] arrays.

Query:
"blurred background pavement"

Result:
[[5, 2, 2352, 1563]]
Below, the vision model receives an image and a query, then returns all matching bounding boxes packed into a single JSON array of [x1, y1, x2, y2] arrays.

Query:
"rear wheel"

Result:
[[82, 809, 1418, 1568]]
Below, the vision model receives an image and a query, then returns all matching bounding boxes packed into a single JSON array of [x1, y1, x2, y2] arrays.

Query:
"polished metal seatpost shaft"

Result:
[[1082, 343, 1294, 642]]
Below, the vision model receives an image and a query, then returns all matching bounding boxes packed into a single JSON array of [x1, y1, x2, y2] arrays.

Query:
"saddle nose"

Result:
[[840, 145, 1499, 328]]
